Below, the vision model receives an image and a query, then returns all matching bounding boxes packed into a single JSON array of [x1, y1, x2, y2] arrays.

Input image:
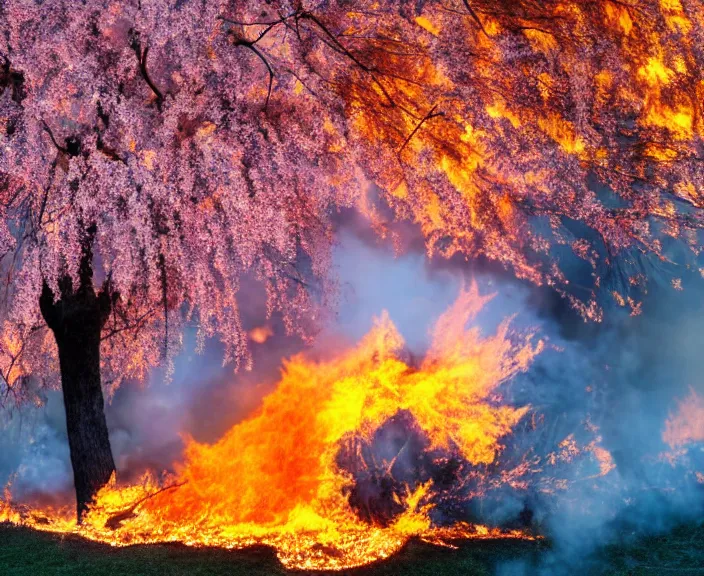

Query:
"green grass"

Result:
[[1, 522, 703, 575], [599, 523, 704, 576]]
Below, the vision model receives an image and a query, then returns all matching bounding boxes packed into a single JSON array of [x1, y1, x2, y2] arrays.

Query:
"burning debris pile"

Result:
[[1, 284, 613, 570], [337, 409, 465, 527]]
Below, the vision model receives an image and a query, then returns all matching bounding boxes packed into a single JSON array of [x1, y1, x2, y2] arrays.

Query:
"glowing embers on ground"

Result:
[[2, 284, 544, 570]]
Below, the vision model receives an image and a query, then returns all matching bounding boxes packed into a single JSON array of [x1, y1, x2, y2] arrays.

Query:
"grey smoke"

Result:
[[0, 391, 72, 499]]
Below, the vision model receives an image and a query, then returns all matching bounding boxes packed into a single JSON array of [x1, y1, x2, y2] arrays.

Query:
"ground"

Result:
[[1, 522, 704, 575]]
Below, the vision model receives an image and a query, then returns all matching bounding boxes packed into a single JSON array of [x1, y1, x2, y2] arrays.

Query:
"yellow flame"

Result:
[[2, 284, 541, 570]]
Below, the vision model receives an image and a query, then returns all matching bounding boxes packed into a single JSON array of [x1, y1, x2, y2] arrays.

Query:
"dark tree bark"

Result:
[[39, 225, 115, 521]]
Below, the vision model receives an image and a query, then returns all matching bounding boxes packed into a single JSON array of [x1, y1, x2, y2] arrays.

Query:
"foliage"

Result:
[[1, 0, 702, 398]]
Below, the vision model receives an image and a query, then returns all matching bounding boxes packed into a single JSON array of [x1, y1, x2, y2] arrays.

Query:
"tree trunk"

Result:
[[39, 225, 115, 521]]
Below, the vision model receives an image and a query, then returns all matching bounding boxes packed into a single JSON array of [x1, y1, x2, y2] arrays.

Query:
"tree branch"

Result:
[[103, 480, 187, 530], [234, 40, 275, 108], [461, 0, 489, 36], [130, 31, 165, 111], [41, 121, 67, 154], [398, 104, 444, 153], [298, 12, 402, 112], [100, 308, 156, 342]]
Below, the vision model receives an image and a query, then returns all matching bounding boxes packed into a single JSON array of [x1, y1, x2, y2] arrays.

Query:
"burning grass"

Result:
[[1, 284, 620, 570], [0, 522, 541, 575], [1, 284, 550, 570], [2, 521, 704, 575]]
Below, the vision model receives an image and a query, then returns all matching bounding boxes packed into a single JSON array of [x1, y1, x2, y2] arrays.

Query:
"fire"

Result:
[[663, 389, 704, 448], [249, 325, 273, 344], [1, 284, 543, 570]]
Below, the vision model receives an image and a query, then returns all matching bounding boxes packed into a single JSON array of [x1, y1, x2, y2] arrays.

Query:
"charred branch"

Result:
[[103, 481, 187, 530]]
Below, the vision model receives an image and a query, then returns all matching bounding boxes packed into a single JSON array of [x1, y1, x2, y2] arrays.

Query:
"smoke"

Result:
[[0, 390, 72, 500], [330, 219, 704, 573], [528, 275, 704, 574], [466, 248, 704, 573]]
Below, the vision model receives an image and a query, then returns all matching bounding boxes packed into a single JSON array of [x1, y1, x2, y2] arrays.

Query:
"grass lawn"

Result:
[[1, 522, 704, 575]]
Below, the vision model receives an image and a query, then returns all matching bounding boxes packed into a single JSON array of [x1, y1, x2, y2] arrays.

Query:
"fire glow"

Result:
[[1, 285, 550, 570]]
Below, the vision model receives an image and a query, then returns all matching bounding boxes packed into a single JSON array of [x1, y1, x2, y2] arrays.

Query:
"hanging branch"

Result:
[[398, 104, 444, 153], [297, 11, 413, 115], [233, 39, 275, 108], [129, 31, 165, 111], [219, 12, 297, 110], [461, 0, 489, 36]]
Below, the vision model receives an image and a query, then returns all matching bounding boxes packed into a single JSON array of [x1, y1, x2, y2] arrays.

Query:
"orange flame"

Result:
[[663, 389, 704, 448], [2, 284, 542, 570], [249, 325, 274, 344]]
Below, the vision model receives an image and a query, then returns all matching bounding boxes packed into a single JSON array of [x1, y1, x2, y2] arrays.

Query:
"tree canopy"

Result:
[[1, 0, 702, 398]]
